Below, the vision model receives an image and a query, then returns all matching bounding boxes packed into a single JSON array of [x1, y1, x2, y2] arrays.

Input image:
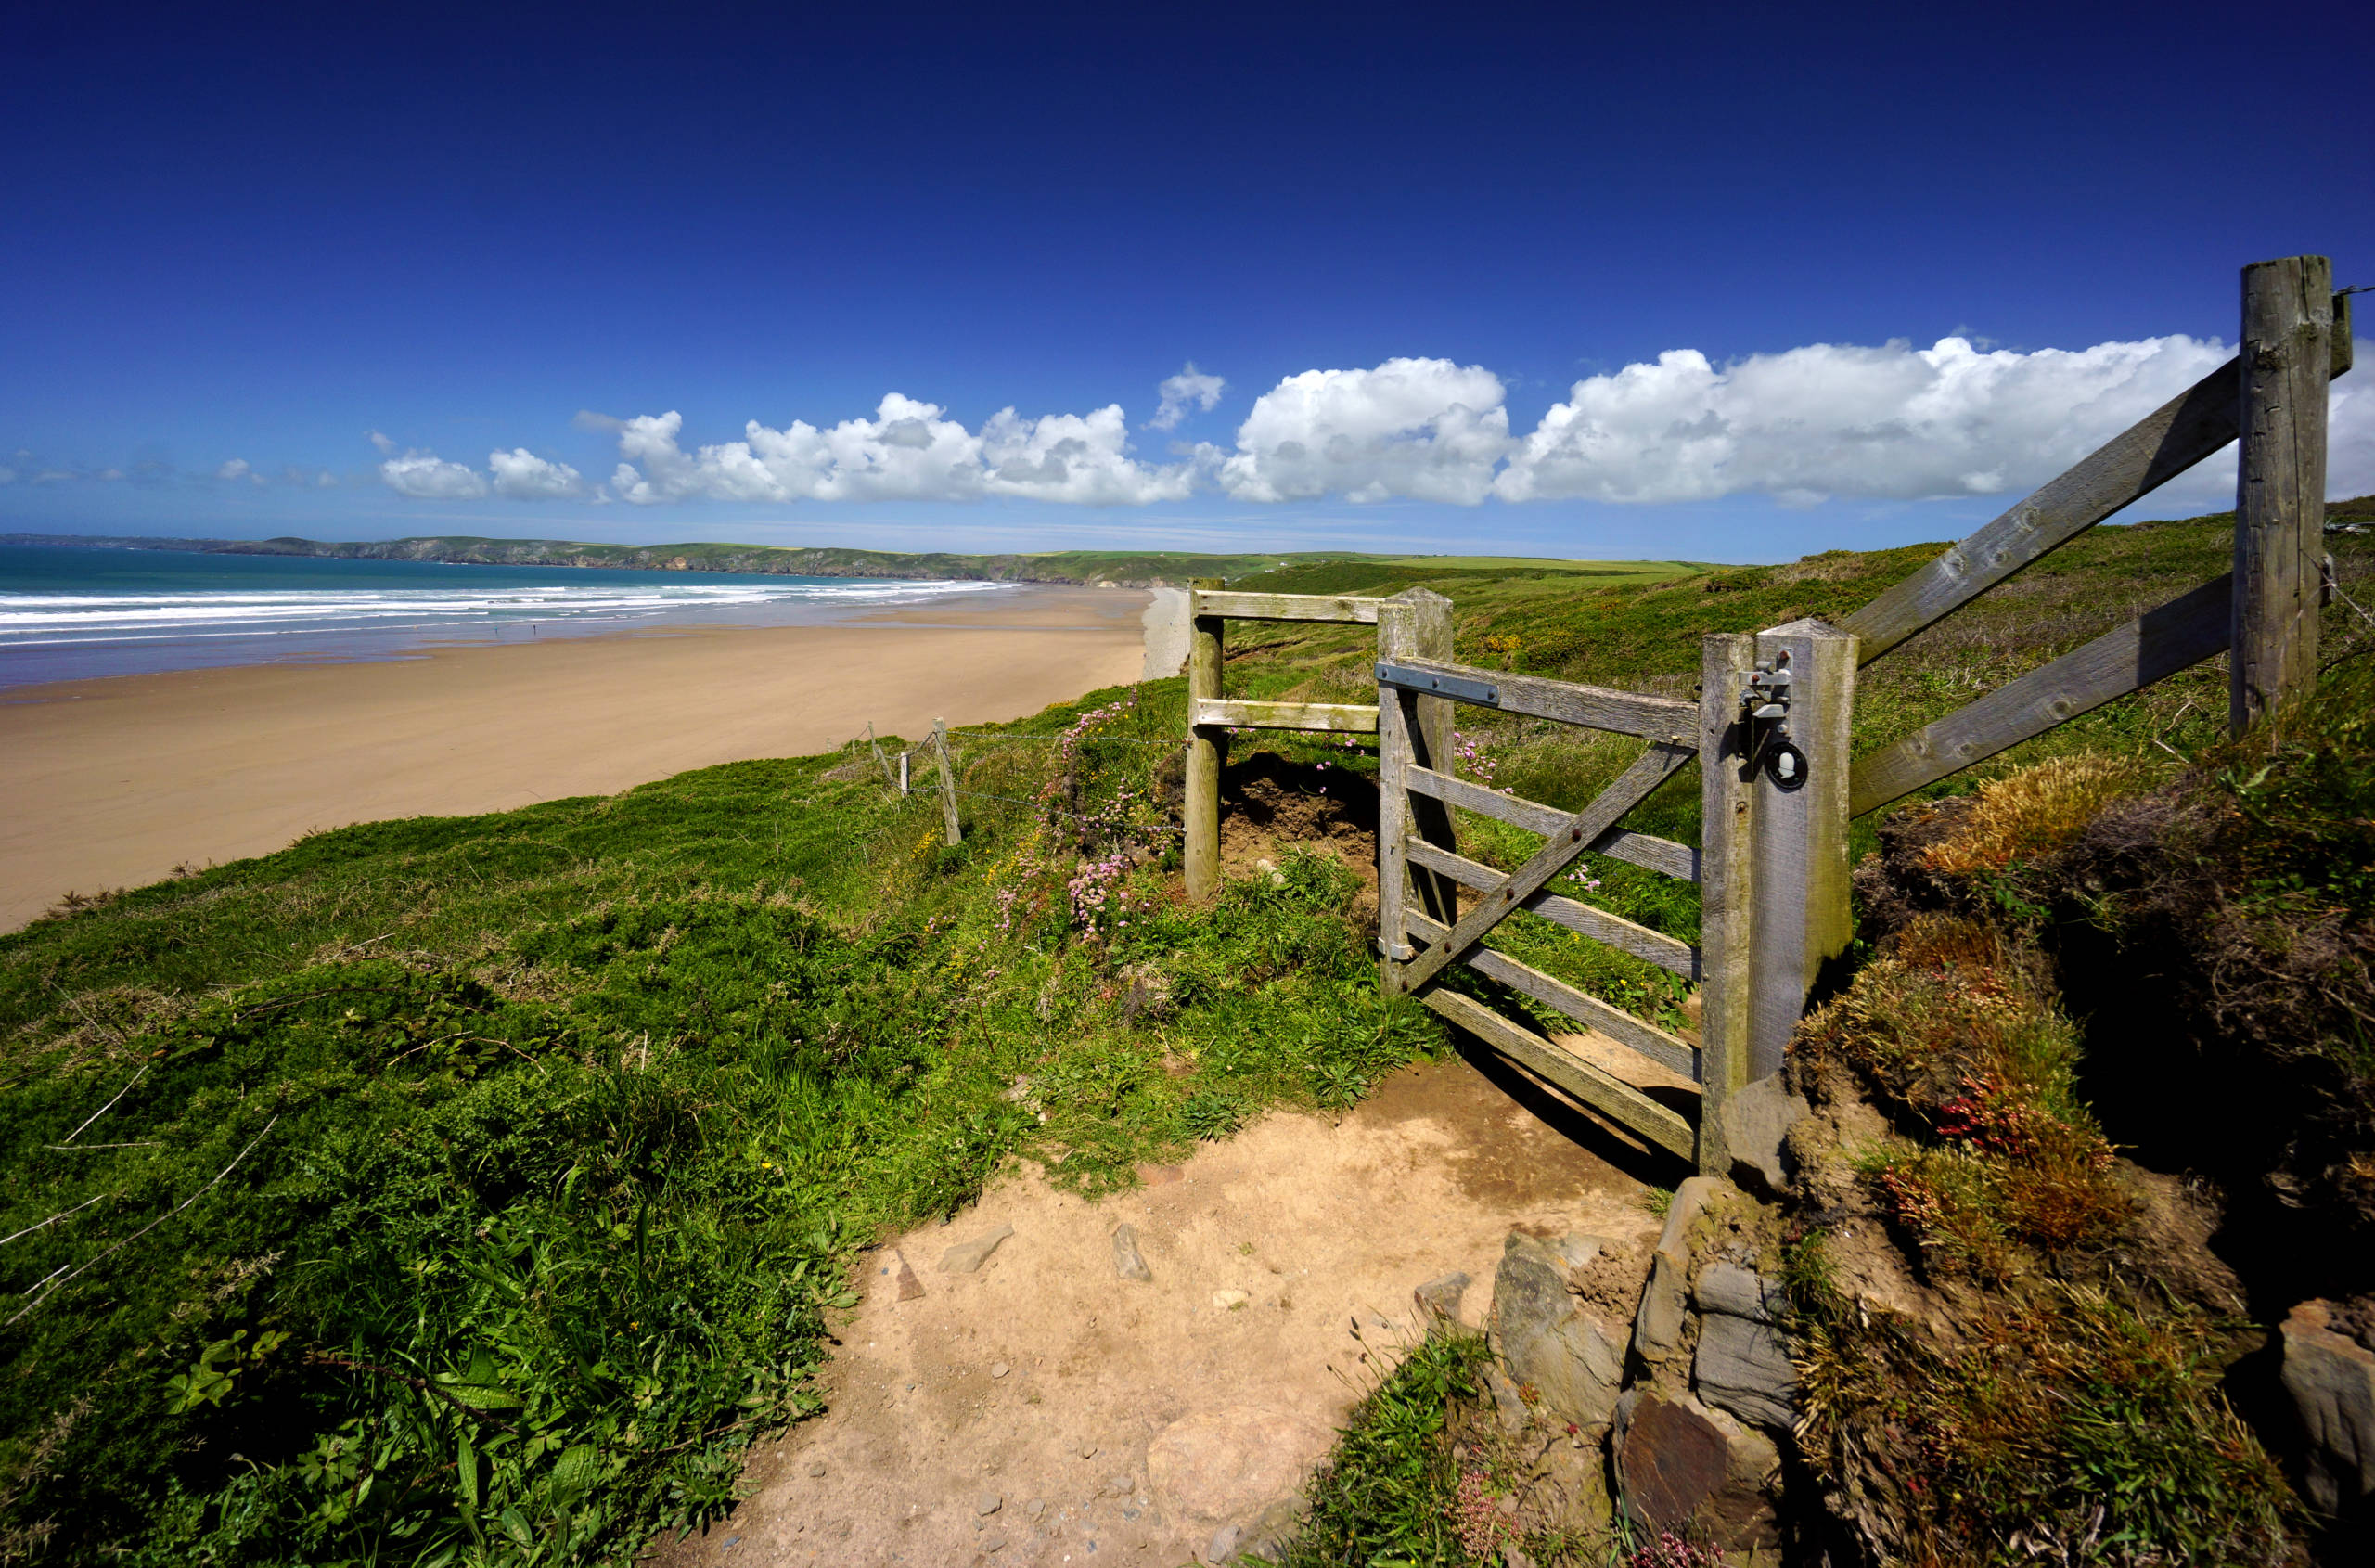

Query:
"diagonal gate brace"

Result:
[[1392, 739, 1695, 996]]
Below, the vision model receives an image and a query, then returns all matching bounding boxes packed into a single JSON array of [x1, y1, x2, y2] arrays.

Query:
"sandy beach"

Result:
[[0, 585, 1161, 933]]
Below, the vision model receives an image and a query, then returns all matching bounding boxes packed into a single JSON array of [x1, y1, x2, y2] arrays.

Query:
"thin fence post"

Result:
[[1745, 620, 1856, 1084], [932, 718, 962, 846], [1375, 589, 1459, 993], [2232, 254, 2334, 736], [1185, 578, 1226, 901], [1697, 633, 1757, 1175], [899, 751, 909, 796]]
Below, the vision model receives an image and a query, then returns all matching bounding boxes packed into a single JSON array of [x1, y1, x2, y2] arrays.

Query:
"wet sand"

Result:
[[0, 585, 1156, 932]]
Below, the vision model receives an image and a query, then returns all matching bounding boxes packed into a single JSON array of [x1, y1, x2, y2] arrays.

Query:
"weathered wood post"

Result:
[[1745, 620, 1857, 1081], [932, 718, 962, 846], [1375, 588, 1459, 990], [898, 750, 909, 796], [1184, 578, 1226, 901], [2232, 254, 2334, 736], [1696, 632, 1758, 1175]]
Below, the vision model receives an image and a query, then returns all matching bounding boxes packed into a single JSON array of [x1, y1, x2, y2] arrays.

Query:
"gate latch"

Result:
[[1740, 656, 1808, 790]]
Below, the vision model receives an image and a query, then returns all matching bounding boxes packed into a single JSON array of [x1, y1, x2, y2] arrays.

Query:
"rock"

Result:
[[807, 1459, 827, 1477], [940, 1223, 1015, 1273], [1213, 1289, 1251, 1310], [1693, 1264, 1798, 1433], [1632, 1176, 1724, 1365], [2280, 1298, 2375, 1518], [1720, 1073, 1810, 1197], [1203, 1523, 1242, 1564], [1412, 1270, 1471, 1328], [991, 1361, 1011, 1379], [977, 1493, 1003, 1515], [1025, 1498, 1046, 1516], [1494, 1234, 1624, 1431], [1113, 1223, 1154, 1282], [1553, 1233, 1616, 1271], [1614, 1390, 1779, 1550], [892, 1250, 925, 1301], [1695, 1317, 1797, 1434], [1234, 1496, 1309, 1562], [1483, 1366, 1530, 1433], [1147, 1405, 1336, 1537]]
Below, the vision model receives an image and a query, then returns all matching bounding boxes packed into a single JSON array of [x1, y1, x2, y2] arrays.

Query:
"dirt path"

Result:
[[665, 1053, 1660, 1568]]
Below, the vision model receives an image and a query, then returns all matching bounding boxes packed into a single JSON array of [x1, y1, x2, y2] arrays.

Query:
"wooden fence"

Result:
[[1183, 578, 1384, 900], [1177, 255, 2351, 1173]]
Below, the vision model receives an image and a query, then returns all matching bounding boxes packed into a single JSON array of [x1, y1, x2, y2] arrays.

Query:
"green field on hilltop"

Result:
[[6, 505, 2371, 1565]]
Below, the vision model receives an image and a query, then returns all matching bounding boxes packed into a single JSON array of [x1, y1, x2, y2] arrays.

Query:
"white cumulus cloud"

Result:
[[379, 450, 490, 500], [1218, 357, 1512, 504], [604, 396, 1194, 507], [1496, 334, 2253, 506], [367, 431, 396, 455], [1149, 364, 1226, 431], [488, 448, 590, 499]]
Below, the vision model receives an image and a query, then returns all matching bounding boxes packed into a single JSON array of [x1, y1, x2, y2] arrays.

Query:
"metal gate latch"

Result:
[[1740, 657, 1808, 790]]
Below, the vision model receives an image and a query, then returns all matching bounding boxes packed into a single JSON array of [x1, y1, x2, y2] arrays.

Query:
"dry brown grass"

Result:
[[1920, 754, 2159, 878]]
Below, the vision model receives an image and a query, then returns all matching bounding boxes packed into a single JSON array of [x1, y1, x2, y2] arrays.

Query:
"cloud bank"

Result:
[[373, 334, 2375, 509]]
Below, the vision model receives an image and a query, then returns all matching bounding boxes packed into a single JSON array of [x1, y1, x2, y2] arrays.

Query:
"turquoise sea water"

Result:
[[0, 545, 1005, 688]]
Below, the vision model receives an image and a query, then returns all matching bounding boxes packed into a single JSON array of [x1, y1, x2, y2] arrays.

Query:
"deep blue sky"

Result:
[[4, 0, 2369, 561]]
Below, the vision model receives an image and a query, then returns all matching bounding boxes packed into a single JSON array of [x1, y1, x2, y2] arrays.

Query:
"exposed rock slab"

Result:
[[1632, 1176, 1724, 1365], [2280, 1297, 2375, 1516], [1494, 1234, 1623, 1431], [1719, 1073, 1808, 1198], [1614, 1390, 1779, 1549], [1692, 1263, 1797, 1433]]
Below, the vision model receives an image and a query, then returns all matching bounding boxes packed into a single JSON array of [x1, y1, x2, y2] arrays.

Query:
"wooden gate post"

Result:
[[1185, 578, 1226, 901], [932, 718, 962, 846], [1375, 589, 1460, 987], [1697, 633, 1758, 1174], [2232, 254, 2334, 736], [1746, 620, 1857, 1082]]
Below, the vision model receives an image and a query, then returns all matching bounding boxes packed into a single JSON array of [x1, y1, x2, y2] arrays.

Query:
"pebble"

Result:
[[991, 1362, 1011, 1379], [807, 1461, 827, 1477], [983, 1536, 1007, 1554], [978, 1493, 1002, 1515], [1080, 1443, 1098, 1459], [1025, 1498, 1046, 1516]]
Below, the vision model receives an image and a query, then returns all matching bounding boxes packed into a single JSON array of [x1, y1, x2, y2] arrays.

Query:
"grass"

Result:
[[7, 502, 2370, 1565], [0, 688, 1442, 1566]]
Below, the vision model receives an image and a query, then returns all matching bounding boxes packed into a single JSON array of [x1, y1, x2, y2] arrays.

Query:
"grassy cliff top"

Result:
[[6, 500, 2373, 1564]]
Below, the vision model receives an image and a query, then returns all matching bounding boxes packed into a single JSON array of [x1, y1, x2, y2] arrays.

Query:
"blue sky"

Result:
[[4, 0, 2369, 563]]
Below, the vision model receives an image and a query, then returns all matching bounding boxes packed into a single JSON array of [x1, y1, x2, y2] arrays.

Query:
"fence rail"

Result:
[[847, 254, 2348, 1176]]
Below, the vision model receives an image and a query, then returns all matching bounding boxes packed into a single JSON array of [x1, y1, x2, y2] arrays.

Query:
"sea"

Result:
[[0, 543, 1009, 690]]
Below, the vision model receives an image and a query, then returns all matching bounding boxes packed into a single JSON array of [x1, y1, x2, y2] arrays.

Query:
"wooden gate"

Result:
[[1373, 589, 1742, 1169]]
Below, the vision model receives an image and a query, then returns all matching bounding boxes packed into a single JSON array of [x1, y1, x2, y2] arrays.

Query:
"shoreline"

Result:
[[0, 585, 1166, 934]]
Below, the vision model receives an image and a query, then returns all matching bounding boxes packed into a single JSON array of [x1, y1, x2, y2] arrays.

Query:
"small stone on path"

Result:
[[1081, 1443, 1098, 1459], [807, 1460, 827, 1477], [1025, 1498, 1046, 1516], [977, 1493, 1002, 1515], [1112, 1223, 1153, 1282], [991, 1361, 1011, 1378], [1213, 1289, 1250, 1310], [892, 1250, 924, 1301], [940, 1224, 1015, 1274]]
